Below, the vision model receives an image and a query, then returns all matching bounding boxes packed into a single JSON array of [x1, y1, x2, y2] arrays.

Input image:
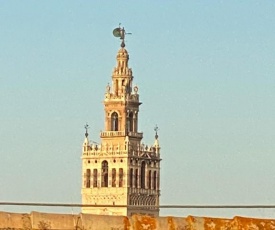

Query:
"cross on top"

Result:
[[154, 125, 159, 139], [84, 123, 89, 137]]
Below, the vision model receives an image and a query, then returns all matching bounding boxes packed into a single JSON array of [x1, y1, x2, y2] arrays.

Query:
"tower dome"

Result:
[[116, 48, 129, 66], [117, 47, 129, 56]]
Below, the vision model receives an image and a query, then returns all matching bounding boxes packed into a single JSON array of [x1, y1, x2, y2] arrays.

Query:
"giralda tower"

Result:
[[81, 27, 161, 216]]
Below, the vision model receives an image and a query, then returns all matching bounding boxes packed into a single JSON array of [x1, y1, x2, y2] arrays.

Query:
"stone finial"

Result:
[[154, 125, 159, 140], [106, 83, 111, 94], [83, 123, 90, 150], [84, 123, 89, 138], [154, 125, 160, 148]]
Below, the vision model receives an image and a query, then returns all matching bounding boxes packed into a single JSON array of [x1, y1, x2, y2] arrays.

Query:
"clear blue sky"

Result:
[[0, 1, 275, 218]]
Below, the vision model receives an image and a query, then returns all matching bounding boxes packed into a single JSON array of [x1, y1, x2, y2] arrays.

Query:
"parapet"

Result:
[[1, 211, 275, 230]]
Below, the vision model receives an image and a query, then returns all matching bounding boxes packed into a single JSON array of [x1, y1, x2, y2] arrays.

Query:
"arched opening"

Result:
[[135, 169, 138, 188], [85, 169, 91, 188], [115, 80, 118, 95], [119, 168, 123, 187], [112, 168, 116, 187], [129, 168, 133, 187], [140, 161, 146, 189], [93, 169, 98, 187], [111, 112, 119, 131], [153, 171, 157, 190], [127, 112, 134, 132], [101, 160, 108, 187], [148, 170, 151, 189], [122, 79, 126, 94]]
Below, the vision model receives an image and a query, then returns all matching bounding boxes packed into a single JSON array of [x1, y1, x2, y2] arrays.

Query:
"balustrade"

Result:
[[100, 131, 143, 139]]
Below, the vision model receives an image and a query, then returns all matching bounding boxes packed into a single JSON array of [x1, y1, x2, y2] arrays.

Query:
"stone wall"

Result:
[[0, 211, 275, 230]]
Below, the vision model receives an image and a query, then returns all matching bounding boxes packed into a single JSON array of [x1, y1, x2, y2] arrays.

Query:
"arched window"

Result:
[[141, 161, 146, 189], [112, 168, 116, 187], [153, 171, 157, 190], [93, 169, 98, 187], [135, 169, 138, 188], [111, 112, 118, 131], [101, 160, 108, 187], [115, 80, 118, 95], [127, 112, 134, 132], [129, 168, 133, 187], [119, 168, 123, 187], [148, 170, 151, 189], [85, 169, 91, 188]]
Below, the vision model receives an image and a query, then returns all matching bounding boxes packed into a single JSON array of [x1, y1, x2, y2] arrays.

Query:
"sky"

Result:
[[0, 1, 275, 218]]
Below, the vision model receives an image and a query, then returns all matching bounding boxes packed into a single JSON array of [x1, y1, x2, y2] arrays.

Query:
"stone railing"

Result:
[[100, 131, 125, 138], [104, 93, 139, 102], [128, 131, 143, 139], [1, 211, 275, 230], [129, 187, 159, 196], [100, 131, 143, 139]]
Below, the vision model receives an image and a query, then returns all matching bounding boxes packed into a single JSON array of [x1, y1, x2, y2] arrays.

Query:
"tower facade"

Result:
[[81, 38, 161, 217]]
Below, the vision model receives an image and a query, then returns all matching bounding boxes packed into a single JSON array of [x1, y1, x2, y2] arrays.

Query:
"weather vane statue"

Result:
[[113, 23, 132, 48]]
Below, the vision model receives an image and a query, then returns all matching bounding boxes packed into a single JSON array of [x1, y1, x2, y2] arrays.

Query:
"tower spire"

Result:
[[109, 26, 134, 98]]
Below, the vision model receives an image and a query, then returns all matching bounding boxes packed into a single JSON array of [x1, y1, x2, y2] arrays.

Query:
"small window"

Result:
[[111, 112, 119, 131], [148, 170, 151, 189], [141, 161, 146, 189], [93, 169, 98, 187], [86, 169, 91, 188], [135, 169, 138, 188], [129, 112, 134, 132], [112, 168, 116, 187], [153, 171, 157, 190], [101, 160, 108, 187], [119, 168, 123, 187], [127, 112, 134, 132], [129, 168, 133, 187]]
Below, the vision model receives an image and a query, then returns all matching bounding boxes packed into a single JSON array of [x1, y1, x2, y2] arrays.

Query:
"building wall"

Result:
[[1, 211, 275, 230]]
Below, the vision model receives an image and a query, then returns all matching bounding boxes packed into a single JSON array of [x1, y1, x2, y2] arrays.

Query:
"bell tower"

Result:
[[81, 26, 161, 217]]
